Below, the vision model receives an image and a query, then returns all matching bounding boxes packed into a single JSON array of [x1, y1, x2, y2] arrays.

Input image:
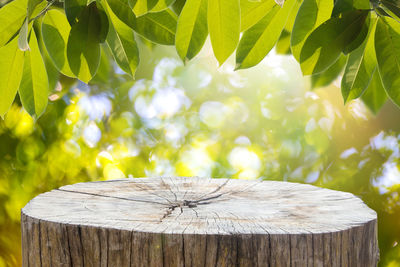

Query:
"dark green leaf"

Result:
[[64, 0, 87, 25], [332, 0, 370, 17], [342, 14, 369, 54], [311, 54, 347, 88], [381, 0, 400, 20], [67, 2, 102, 83], [42, 9, 75, 77], [98, 4, 110, 42], [105, 0, 139, 76], [290, 0, 333, 62], [300, 10, 369, 75], [171, 0, 185, 15]]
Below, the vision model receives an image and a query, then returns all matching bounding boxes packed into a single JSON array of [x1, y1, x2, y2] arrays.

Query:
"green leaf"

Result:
[[283, 0, 301, 32], [97, 5, 110, 42], [18, 19, 31, 51], [67, 2, 102, 83], [18, 0, 46, 52], [375, 17, 400, 107], [105, 0, 137, 29], [19, 29, 48, 117], [381, 0, 400, 20], [0, 38, 25, 118], [175, 0, 208, 61], [300, 10, 369, 75], [27, 0, 44, 18], [133, 0, 158, 16], [91, 46, 112, 83], [42, 9, 75, 77], [341, 18, 377, 103], [106, 0, 177, 45], [105, 1, 139, 76], [208, 0, 240, 65], [240, 0, 275, 32], [276, 30, 291, 55], [38, 34, 60, 92], [332, 0, 370, 17], [64, 0, 87, 25], [342, 15, 369, 55], [236, 0, 296, 70], [311, 54, 347, 88], [291, 0, 334, 62], [361, 70, 387, 114], [171, 0, 185, 15], [134, 9, 177, 45], [151, 0, 175, 12], [0, 0, 28, 47]]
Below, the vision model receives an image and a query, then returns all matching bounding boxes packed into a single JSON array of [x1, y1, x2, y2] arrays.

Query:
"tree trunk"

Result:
[[21, 177, 379, 266]]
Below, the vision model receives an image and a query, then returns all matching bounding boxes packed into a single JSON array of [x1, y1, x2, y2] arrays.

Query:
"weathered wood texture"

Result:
[[21, 177, 379, 266]]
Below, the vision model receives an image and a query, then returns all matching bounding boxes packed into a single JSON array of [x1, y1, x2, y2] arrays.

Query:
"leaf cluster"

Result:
[[1, 0, 400, 117]]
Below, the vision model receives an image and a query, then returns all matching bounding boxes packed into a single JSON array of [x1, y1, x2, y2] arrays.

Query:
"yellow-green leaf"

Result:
[[0, 38, 25, 118], [236, 0, 296, 70], [208, 0, 240, 65], [240, 0, 275, 32], [19, 30, 49, 117], [0, 0, 28, 47], [135, 9, 177, 45], [175, 0, 208, 61], [133, 0, 158, 16], [151, 0, 175, 12]]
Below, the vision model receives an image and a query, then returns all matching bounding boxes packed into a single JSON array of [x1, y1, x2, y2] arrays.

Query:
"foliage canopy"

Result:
[[0, 0, 400, 117]]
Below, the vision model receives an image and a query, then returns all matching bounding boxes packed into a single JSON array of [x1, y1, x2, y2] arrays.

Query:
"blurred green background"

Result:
[[1, 41, 400, 266]]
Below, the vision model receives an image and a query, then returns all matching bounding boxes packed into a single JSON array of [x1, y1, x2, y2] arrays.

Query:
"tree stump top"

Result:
[[22, 177, 376, 235]]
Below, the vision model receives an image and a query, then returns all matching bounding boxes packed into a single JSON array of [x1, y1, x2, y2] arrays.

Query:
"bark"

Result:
[[21, 177, 379, 266]]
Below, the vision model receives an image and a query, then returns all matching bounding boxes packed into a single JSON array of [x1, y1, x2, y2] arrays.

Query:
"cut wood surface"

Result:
[[21, 177, 379, 266]]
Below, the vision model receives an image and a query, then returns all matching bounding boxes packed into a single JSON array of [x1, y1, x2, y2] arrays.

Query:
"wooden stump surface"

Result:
[[21, 177, 379, 266]]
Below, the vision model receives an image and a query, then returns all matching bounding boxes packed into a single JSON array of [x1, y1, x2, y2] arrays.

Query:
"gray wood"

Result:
[[21, 177, 379, 266]]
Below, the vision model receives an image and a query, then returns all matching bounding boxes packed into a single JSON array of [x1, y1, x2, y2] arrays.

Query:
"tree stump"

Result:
[[21, 177, 379, 266]]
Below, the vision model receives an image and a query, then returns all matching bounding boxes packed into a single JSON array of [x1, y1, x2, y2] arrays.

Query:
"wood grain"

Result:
[[21, 177, 379, 266]]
